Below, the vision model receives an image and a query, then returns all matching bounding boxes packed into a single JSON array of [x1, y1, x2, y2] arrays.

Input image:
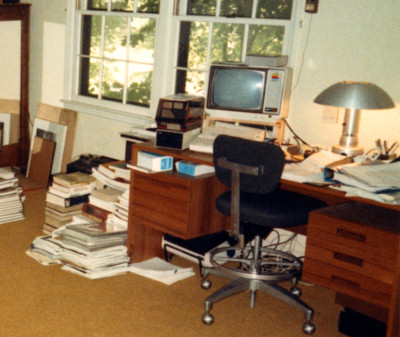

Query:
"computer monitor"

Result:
[[206, 64, 292, 123]]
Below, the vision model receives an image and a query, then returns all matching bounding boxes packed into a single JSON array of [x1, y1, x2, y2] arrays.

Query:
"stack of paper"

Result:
[[331, 162, 400, 204], [129, 257, 195, 285], [0, 167, 25, 224], [92, 166, 130, 191], [27, 216, 130, 279], [282, 150, 346, 183]]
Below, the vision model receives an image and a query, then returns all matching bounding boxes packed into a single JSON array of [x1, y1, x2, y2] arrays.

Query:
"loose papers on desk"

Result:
[[282, 150, 346, 183], [330, 162, 400, 204]]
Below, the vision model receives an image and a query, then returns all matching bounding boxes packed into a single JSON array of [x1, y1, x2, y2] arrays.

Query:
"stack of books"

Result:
[[91, 162, 130, 191], [27, 215, 129, 279], [88, 187, 123, 213], [43, 171, 96, 233], [106, 188, 130, 230], [0, 167, 25, 224]]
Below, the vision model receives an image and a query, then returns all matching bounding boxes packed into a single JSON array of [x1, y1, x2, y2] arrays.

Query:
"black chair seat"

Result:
[[216, 189, 327, 228]]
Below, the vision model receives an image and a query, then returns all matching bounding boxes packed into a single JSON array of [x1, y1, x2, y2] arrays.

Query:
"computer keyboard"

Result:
[[189, 124, 266, 153]]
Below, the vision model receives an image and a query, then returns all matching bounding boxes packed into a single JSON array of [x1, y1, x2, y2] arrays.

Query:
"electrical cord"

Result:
[[281, 118, 320, 154]]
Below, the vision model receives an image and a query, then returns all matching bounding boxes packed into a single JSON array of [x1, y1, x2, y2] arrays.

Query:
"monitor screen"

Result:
[[211, 68, 265, 111]]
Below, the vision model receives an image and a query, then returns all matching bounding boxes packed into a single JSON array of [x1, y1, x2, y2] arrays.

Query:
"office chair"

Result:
[[200, 135, 327, 335]]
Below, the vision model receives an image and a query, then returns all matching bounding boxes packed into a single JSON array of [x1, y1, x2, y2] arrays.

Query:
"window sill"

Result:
[[61, 99, 155, 127]]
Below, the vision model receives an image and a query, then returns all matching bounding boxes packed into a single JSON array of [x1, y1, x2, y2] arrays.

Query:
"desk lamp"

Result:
[[314, 81, 395, 156]]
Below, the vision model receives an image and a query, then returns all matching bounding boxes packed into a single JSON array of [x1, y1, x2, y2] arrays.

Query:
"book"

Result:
[[136, 151, 173, 172], [0, 166, 15, 179], [44, 214, 72, 228], [109, 162, 131, 181], [176, 160, 215, 176], [88, 188, 123, 213], [91, 167, 130, 191], [82, 203, 112, 222], [51, 181, 94, 195], [48, 185, 93, 198], [52, 171, 96, 188], [46, 201, 83, 213], [45, 192, 90, 207]]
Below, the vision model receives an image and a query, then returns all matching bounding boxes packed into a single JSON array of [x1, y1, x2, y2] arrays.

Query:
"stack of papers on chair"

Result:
[[129, 257, 195, 285]]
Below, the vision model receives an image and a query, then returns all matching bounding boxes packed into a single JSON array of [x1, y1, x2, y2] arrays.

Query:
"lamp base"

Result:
[[332, 144, 364, 157]]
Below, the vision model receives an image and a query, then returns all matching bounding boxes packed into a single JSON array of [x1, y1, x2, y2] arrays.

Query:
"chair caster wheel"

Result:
[[201, 278, 211, 290], [202, 312, 214, 325], [303, 322, 315, 335], [290, 287, 302, 297]]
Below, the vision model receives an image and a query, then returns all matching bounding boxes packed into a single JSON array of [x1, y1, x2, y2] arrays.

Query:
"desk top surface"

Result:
[[131, 141, 400, 212]]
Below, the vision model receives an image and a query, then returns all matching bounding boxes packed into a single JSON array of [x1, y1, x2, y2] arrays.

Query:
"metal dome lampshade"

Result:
[[314, 81, 395, 156]]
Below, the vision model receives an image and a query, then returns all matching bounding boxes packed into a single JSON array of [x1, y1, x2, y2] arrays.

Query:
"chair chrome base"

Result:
[[201, 237, 315, 335]]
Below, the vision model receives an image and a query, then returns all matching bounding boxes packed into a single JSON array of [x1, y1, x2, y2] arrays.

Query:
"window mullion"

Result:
[[123, 17, 132, 105], [98, 15, 106, 100], [216, 0, 221, 17], [252, 0, 258, 18], [242, 24, 249, 61]]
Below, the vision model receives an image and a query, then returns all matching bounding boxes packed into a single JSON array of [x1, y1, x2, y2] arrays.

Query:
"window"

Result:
[[174, 0, 294, 95], [64, 0, 298, 122]]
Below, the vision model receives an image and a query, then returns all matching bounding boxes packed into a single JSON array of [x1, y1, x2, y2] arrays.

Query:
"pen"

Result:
[[388, 142, 399, 156], [376, 139, 382, 153], [387, 141, 397, 154]]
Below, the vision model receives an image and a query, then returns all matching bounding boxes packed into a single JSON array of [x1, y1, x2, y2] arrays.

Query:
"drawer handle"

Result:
[[336, 228, 366, 243], [331, 275, 359, 288], [333, 252, 364, 267]]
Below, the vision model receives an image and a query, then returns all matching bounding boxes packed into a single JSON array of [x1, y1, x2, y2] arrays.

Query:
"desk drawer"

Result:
[[303, 259, 391, 308], [303, 201, 400, 311], [131, 170, 215, 238]]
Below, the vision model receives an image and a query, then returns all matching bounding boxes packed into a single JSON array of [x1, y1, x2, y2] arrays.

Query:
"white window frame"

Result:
[[63, 0, 303, 125]]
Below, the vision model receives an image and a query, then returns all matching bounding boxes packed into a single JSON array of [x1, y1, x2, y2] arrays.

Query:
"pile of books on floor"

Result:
[[0, 167, 25, 224], [43, 171, 96, 234], [27, 214, 129, 279]]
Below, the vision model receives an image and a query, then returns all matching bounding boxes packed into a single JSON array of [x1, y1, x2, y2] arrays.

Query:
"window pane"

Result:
[[81, 15, 102, 57], [88, 0, 108, 10], [175, 69, 205, 95], [247, 25, 284, 56], [211, 23, 244, 63], [177, 21, 209, 70], [220, 0, 253, 18], [104, 16, 128, 59], [137, 0, 160, 13], [257, 0, 293, 19], [127, 64, 152, 106], [102, 59, 125, 102], [129, 18, 156, 63], [187, 0, 216, 16], [79, 57, 100, 97], [112, 0, 134, 11]]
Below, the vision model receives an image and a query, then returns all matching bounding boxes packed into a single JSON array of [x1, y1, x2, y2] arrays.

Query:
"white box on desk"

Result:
[[137, 151, 173, 172]]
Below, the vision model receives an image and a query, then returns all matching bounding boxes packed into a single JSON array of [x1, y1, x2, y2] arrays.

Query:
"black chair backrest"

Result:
[[213, 135, 285, 195]]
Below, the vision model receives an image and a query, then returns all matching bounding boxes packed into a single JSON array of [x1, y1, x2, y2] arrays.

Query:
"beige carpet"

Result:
[[0, 189, 345, 337]]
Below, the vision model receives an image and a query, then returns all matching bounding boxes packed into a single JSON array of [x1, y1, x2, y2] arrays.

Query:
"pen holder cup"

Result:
[[378, 154, 395, 161]]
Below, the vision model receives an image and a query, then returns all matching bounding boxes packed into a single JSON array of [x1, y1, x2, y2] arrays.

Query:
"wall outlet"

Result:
[[322, 106, 338, 123]]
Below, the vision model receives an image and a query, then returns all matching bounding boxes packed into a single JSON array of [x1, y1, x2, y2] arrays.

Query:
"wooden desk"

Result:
[[128, 142, 229, 262], [127, 142, 399, 337]]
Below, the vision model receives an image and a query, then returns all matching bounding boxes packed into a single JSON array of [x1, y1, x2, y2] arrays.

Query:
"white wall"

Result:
[[289, 0, 400, 150], [27, 0, 400, 160]]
